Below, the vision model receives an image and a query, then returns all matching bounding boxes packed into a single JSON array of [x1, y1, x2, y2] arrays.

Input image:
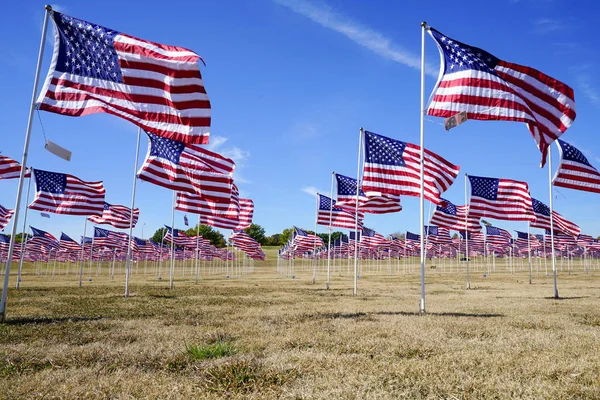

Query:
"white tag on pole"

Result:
[[444, 111, 468, 131], [44, 139, 72, 161]]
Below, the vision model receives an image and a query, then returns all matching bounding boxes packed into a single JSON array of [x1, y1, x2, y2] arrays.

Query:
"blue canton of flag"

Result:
[[470, 177, 499, 200], [40, 212, 51, 218], [437, 199, 457, 215], [429, 29, 499, 75], [35, 170, 67, 194], [532, 198, 550, 216], [349, 231, 361, 241], [184, 215, 189, 226], [406, 232, 420, 241], [558, 140, 592, 166], [150, 134, 186, 164], [364, 131, 407, 167], [424, 226, 439, 236], [485, 226, 503, 236]]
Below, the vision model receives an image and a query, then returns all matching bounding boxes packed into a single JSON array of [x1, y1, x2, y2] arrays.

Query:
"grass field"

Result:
[[1, 246, 600, 399]]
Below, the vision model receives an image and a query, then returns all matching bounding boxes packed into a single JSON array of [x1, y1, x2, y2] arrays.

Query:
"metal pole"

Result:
[[327, 171, 334, 290], [16, 175, 33, 289], [0, 5, 51, 323], [195, 214, 200, 284], [419, 21, 427, 313], [353, 128, 363, 296], [548, 150, 558, 298], [125, 127, 141, 297], [79, 218, 87, 287], [464, 173, 470, 289], [527, 223, 532, 284], [169, 192, 176, 289], [312, 193, 318, 285]]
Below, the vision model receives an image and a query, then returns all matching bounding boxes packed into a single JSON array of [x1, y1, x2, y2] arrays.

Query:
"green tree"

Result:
[[389, 232, 405, 240], [280, 228, 293, 245], [244, 223, 266, 245], [265, 233, 281, 246], [452, 233, 460, 239], [185, 224, 226, 248], [317, 231, 343, 243], [150, 227, 167, 243]]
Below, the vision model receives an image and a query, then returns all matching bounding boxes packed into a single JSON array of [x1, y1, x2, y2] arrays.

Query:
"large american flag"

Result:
[[29, 169, 105, 216], [427, 27, 576, 167], [0, 204, 15, 231], [334, 173, 401, 214], [530, 198, 580, 237], [0, 155, 30, 180], [88, 202, 139, 229], [468, 175, 534, 221], [553, 139, 600, 194], [37, 11, 211, 145], [430, 197, 481, 232], [316, 194, 363, 230], [138, 132, 234, 202], [362, 131, 459, 205]]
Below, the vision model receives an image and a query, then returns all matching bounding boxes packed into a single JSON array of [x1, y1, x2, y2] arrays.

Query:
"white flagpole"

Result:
[[327, 171, 334, 290], [195, 214, 200, 284], [419, 21, 427, 313], [353, 128, 364, 296], [16, 175, 33, 289], [312, 193, 318, 285], [169, 192, 176, 289], [0, 5, 51, 323], [125, 127, 141, 297], [79, 219, 87, 287], [527, 223, 532, 284], [548, 149, 558, 298], [464, 173, 470, 289]]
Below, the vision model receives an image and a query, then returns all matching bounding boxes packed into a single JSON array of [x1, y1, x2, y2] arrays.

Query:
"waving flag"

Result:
[[29, 227, 59, 249], [427, 27, 576, 167], [88, 202, 139, 229], [36, 11, 211, 145], [485, 226, 512, 245], [59, 232, 81, 252], [530, 198, 580, 237], [552, 139, 600, 194], [184, 215, 189, 226], [198, 199, 253, 230], [467, 176, 534, 221], [334, 173, 401, 214], [362, 131, 459, 205], [29, 169, 105, 216], [0, 155, 30, 180], [138, 132, 234, 202], [292, 227, 323, 250], [0, 204, 15, 231], [94, 227, 128, 249], [430, 197, 481, 232], [316, 194, 363, 230], [164, 226, 197, 248]]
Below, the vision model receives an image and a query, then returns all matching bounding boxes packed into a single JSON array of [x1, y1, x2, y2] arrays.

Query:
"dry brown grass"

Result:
[[1, 249, 600, 399]]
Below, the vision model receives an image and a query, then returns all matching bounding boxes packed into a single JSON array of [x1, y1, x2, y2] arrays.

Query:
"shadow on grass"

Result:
[[544, 296, 588, 300], [4, 315, 104, 326], [313, 311, 503, 319]]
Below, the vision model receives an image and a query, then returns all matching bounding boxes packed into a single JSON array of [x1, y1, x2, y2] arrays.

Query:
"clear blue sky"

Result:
[[1, 0, 599, 242]]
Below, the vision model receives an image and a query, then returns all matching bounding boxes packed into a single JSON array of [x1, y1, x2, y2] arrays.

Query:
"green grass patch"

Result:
[[186, 340, 237, 360]]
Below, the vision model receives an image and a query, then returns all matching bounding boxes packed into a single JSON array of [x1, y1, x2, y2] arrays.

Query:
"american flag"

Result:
[[468, 175, 534, 222], [138, 132, 235, 202], [485, 226, 512, 245], [37, 11, 211, 145], [0, 204, 15, 231], [93, 227, 127, 249], [361, 227, 389, 249], [334, 173, 402, 214], [514, 231, 539, 248], [29, 226, 60, 249], [176, 185, 253, 229], [427, 27, 576, 167], [59, 232, 82, 252], [292, 227, 323, 250], [530, 198, 580, 237], [545, 230, 577, 247], [29, 169, 105, 216], [0, 155, 30, 180], [184, 215, 189, 226], [164, 226, 197, 248], [88, 202, 139, 229], [576, 234, 595, 247], [430, 197, 481, 232], [362, 131, 459, 205], [316, 194, 363, 230], [553, 140, 600, 194]]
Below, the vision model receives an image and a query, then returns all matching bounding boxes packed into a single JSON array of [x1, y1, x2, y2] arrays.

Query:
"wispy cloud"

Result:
[[301, 186, 325, 197], [207, 135, 252, 184], [533, 18, 566, 34], [274, 0, 437, 77], [571, 65, 600, 109]]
